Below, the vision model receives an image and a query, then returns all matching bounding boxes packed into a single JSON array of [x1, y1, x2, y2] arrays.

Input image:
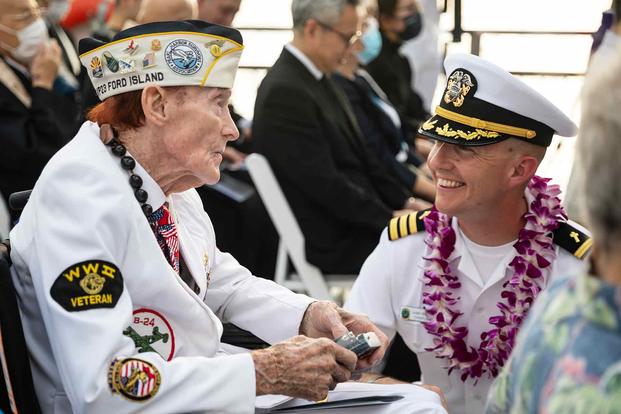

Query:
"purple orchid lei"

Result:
[[421, 175, 567, 381]]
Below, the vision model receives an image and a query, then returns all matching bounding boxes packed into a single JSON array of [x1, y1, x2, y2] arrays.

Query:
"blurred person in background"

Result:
[[253, 0, 427, 276], [39, 0, 83, 105], [399, 0, 442, 113], [485, 45, 621, 414], [0, 0, 76, 222], [136, 0, 198, 23], [333, 2, 435, 202], [94, 0, 143, 41], [197, 0, 240, 26], [367, 0, 429, 132]]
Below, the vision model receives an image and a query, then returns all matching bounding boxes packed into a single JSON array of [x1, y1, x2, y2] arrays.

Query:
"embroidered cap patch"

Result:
[[108, 357, 161, 401], [50, 260, 123, 311]]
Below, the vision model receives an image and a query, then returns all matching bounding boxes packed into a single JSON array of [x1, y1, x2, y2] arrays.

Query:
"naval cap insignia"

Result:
[[444, 69, 476, 108]]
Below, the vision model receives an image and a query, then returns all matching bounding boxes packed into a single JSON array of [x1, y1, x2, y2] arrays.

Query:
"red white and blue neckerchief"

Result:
[[147, 203, 180, 274]]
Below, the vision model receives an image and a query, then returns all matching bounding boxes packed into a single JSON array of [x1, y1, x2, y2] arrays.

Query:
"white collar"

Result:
[[285, 43, 323, 80], [449, 188, 534, 289]]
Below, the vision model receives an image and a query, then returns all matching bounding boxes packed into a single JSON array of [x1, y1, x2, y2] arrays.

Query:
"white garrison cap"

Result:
[[419, 53, 577, 147], [79, 20, 244, 101]]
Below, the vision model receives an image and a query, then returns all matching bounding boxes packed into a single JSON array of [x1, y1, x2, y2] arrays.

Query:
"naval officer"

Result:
[[345, 53, 592, 414]]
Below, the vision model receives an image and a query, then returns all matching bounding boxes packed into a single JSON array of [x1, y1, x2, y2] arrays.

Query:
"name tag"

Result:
[[400, 306, 428, 323]]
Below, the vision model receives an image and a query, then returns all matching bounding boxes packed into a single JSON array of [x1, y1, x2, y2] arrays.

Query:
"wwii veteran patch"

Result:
[[50, 260, 123, 311]]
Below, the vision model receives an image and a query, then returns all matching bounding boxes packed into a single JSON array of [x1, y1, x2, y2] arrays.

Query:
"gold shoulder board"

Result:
[[552, 221, 593, 260], [388, 209, 431, 241]]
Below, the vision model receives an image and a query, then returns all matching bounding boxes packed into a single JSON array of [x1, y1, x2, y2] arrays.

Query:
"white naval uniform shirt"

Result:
[[345, 212, 590, 414], [10, 121, 315, 414]]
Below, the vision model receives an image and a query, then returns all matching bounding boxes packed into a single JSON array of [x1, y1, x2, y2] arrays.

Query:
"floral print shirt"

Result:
[[485, 273, 621, 414]]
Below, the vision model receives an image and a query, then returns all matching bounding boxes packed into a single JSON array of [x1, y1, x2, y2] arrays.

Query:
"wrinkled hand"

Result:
[[30, 39, 61, 90], [299, 301, 389, 369], [252, 335, 357, 401]]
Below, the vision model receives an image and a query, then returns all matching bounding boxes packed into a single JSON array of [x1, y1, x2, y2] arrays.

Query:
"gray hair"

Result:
[[575, 49, 621, 253], [291, 0, 359, 32]]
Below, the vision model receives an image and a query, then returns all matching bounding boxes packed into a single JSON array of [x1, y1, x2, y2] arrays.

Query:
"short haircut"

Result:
[[87, 86, 187, 131], [291, 0, 359, 31], [615, 0, 621, 23], [575, 51, 621, 253], [377, 0, 398, 17]]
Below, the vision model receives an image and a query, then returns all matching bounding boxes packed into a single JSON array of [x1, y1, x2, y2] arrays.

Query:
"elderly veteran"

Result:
[[485, 44, 621, 414], [345, 53, 592, 414], [7, 20, 448, 414]]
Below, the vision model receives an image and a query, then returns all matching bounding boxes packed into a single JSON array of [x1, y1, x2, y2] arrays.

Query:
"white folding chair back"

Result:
[[246, 154, 355, 301], [0, 192, 9, 239]]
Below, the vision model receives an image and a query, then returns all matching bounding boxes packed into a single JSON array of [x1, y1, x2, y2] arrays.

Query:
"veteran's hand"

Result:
[[299, 301, 390, 369], [31, 39, 61, 90], [252, 335, 357, 401]]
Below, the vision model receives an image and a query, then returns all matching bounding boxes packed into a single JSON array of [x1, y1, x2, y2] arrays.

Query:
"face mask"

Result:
[[399, 12, 423, 41], [46, 0, 70, 24], [0, 18, 49, 65], [357, 18, 382, 65]]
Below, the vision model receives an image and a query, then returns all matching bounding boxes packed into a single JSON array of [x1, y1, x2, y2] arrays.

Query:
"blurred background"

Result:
[[229, 0, 609, 194]]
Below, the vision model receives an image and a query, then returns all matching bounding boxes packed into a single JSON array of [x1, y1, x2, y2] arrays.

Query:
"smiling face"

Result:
[[427, 140, 524, 220], [162, 86, 238, 187]]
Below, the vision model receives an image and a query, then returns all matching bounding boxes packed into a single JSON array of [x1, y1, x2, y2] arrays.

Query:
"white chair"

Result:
[[0, 192, 9, 239], [246, 153, 356, 302]]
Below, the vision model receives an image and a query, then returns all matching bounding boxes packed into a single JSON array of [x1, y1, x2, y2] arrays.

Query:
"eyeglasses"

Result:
[[315, 20, 362, 46]]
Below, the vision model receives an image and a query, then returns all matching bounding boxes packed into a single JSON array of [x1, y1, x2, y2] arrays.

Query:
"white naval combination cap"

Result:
[[79, 20, 244, 101], [419, 53, 578, 147]]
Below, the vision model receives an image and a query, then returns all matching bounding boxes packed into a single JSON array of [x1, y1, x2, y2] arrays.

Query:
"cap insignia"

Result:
[[90, 56, 104, 78], [142, 52, 156, 69], [123, 39, 140, 55], [164, 39, 203, 75], [119, 55, 136, 74], [103, 51, 119, 73], [444, 70, 475, 108]]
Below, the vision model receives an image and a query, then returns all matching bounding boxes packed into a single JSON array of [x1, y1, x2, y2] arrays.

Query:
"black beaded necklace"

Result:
[[102, 125, 153, 216]]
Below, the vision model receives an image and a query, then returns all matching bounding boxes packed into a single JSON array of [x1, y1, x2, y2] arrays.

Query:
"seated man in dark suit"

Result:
[[253, 0, 427, 275], [0, 0, 77, 222]]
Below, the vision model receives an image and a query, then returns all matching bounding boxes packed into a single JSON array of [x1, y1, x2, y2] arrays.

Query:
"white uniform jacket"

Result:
[[345, 210, 590, 414], [10, 122, 315, 413]]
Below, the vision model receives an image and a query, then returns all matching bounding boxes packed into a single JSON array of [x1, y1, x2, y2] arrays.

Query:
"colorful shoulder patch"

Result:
[[388, 209, 431, 241], [108, 357, 161, 401], [552, 222, 593, 260], [50, 260, 123, 312], [124, 308, 176, 361]]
